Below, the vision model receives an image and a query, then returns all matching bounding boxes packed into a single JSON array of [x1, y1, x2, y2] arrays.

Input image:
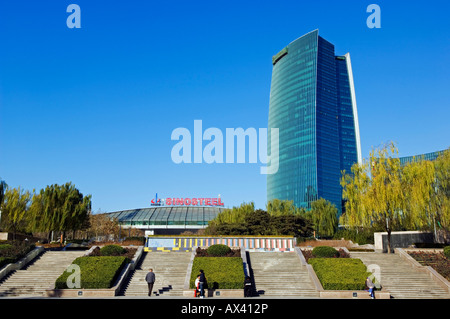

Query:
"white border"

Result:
[[344, 53, 362, 165]]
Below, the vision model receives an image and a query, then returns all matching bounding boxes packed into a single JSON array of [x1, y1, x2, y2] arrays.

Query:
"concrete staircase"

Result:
[[122, 252, 191, 297], [249, 252, 319, 298], [0, 250, 85, 297], [350, 252, 450, 299]]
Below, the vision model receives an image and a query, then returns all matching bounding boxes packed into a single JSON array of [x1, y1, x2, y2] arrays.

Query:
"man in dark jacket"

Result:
[[198, 269, 206, 298], [244, 276, 252, 297], [145, 268, 156, 297]]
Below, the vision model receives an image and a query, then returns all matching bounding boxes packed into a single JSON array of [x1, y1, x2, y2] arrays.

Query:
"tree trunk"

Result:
[[386, 216, 392, 254], [387, 228, 392, 254]]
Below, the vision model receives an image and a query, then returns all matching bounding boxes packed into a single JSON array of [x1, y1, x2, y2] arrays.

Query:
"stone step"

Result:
[[122, 252, 191, 297], [350, 252, 450, 299], [249, 252, 320, 298], [0, 250, 85, 297]]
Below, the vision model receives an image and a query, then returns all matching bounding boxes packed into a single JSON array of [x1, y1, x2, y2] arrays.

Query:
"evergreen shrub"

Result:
[[312, 246, 339, 258], [206, 244, 231, 256], [308, 258, 371, 290], [99, 244, 126, 256]]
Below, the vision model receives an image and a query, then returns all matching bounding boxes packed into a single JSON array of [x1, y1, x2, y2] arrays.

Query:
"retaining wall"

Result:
[[145, 236, 296, 252], [45, 245, 145, 297], [374, 231, 434, 253]]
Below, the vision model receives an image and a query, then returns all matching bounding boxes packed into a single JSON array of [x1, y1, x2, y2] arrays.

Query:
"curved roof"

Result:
[[105, 206, 225, 228]]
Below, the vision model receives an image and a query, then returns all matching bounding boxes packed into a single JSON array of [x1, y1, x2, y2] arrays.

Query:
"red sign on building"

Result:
[[165, 197, 224, 206]]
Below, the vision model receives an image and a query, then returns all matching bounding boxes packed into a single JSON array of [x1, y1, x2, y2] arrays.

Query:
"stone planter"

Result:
[[182, 246, 247, 298], [320, 290, 390, 299], [45, 245, 144, 297], [0, 246, 45, 281], [296, 247, 391, 299], [183, 289, 244, 298]]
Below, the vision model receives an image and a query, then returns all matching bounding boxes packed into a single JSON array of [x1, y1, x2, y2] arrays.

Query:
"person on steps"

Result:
[[146, 268, 156, 297], [366, 276, 375, 299], [244, 276, 252, 297], [198, 269, 206, 298]]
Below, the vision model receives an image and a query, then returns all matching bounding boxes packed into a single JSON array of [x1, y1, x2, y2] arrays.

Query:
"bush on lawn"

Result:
[[308, 258, 371, 290], [189, 257, 244, 289], [312, 246, 339, 258], [206, 244, 232, 257], [196, 246, 240, 257], [99, 244, 126, 256], [55, 256, 128, 289]]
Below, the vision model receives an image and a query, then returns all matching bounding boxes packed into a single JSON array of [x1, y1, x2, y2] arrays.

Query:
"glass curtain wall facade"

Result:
[[267, 30, 361, 214], [399, 150, 445, 166]]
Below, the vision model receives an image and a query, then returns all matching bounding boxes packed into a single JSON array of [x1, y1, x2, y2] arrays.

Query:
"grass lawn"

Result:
[[190, 257, 245, 289], [55, 256, 128, 289], [308, 258, 371, 290]]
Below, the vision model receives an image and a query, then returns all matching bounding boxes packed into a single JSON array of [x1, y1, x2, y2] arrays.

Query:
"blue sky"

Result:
[[1, 0, 449, 212]]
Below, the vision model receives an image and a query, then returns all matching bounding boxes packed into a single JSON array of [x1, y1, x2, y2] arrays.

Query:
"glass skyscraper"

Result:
[[267, 30, 361, 214]]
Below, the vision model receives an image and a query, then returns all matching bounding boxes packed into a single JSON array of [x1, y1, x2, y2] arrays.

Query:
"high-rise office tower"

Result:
[[267, 30, 361, 214]]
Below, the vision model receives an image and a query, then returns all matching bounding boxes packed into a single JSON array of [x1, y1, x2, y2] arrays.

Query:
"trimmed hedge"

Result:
[[189, 257, 244, 289], [206, 244, 232, 257], [0, 241, 36, 268], [55, 256, 128, 289], [99, 244, 126, 256], [0, 244, 13, 251], [312, 246, 339, 258], [308, 258, 371, 290]]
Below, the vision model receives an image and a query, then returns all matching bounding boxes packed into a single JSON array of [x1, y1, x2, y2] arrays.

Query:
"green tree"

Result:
[[309, 198, 338, 238], [0, 187, 32, 238], [205, 199, 313, 237], [433, 148, 450, 231], [402, 157, 436, 230], [206, 202, 254, 234], [244, 209, 272, 235], [266, 198, 304, 216], [341, 142, 405, 253], [214, 202, 254, 224], [29, 182, 91, 242], [271, 214, 313, 237]]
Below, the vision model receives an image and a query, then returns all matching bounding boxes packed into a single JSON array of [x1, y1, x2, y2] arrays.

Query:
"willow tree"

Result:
[[212, 201, 255, 225], [266, 198, 305, 216], [402, 157, 436, 231], [205, 201, 255, 234], [309, 198, 338, 238], [0, 187, 32, 239], [28, 182, 91, 242], [341, 143, 405, 253], [433, 148, 450, 231]]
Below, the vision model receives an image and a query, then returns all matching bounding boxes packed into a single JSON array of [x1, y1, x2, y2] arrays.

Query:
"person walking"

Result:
[[146, 268, 156, 297], [198, 269, 206, 298]]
